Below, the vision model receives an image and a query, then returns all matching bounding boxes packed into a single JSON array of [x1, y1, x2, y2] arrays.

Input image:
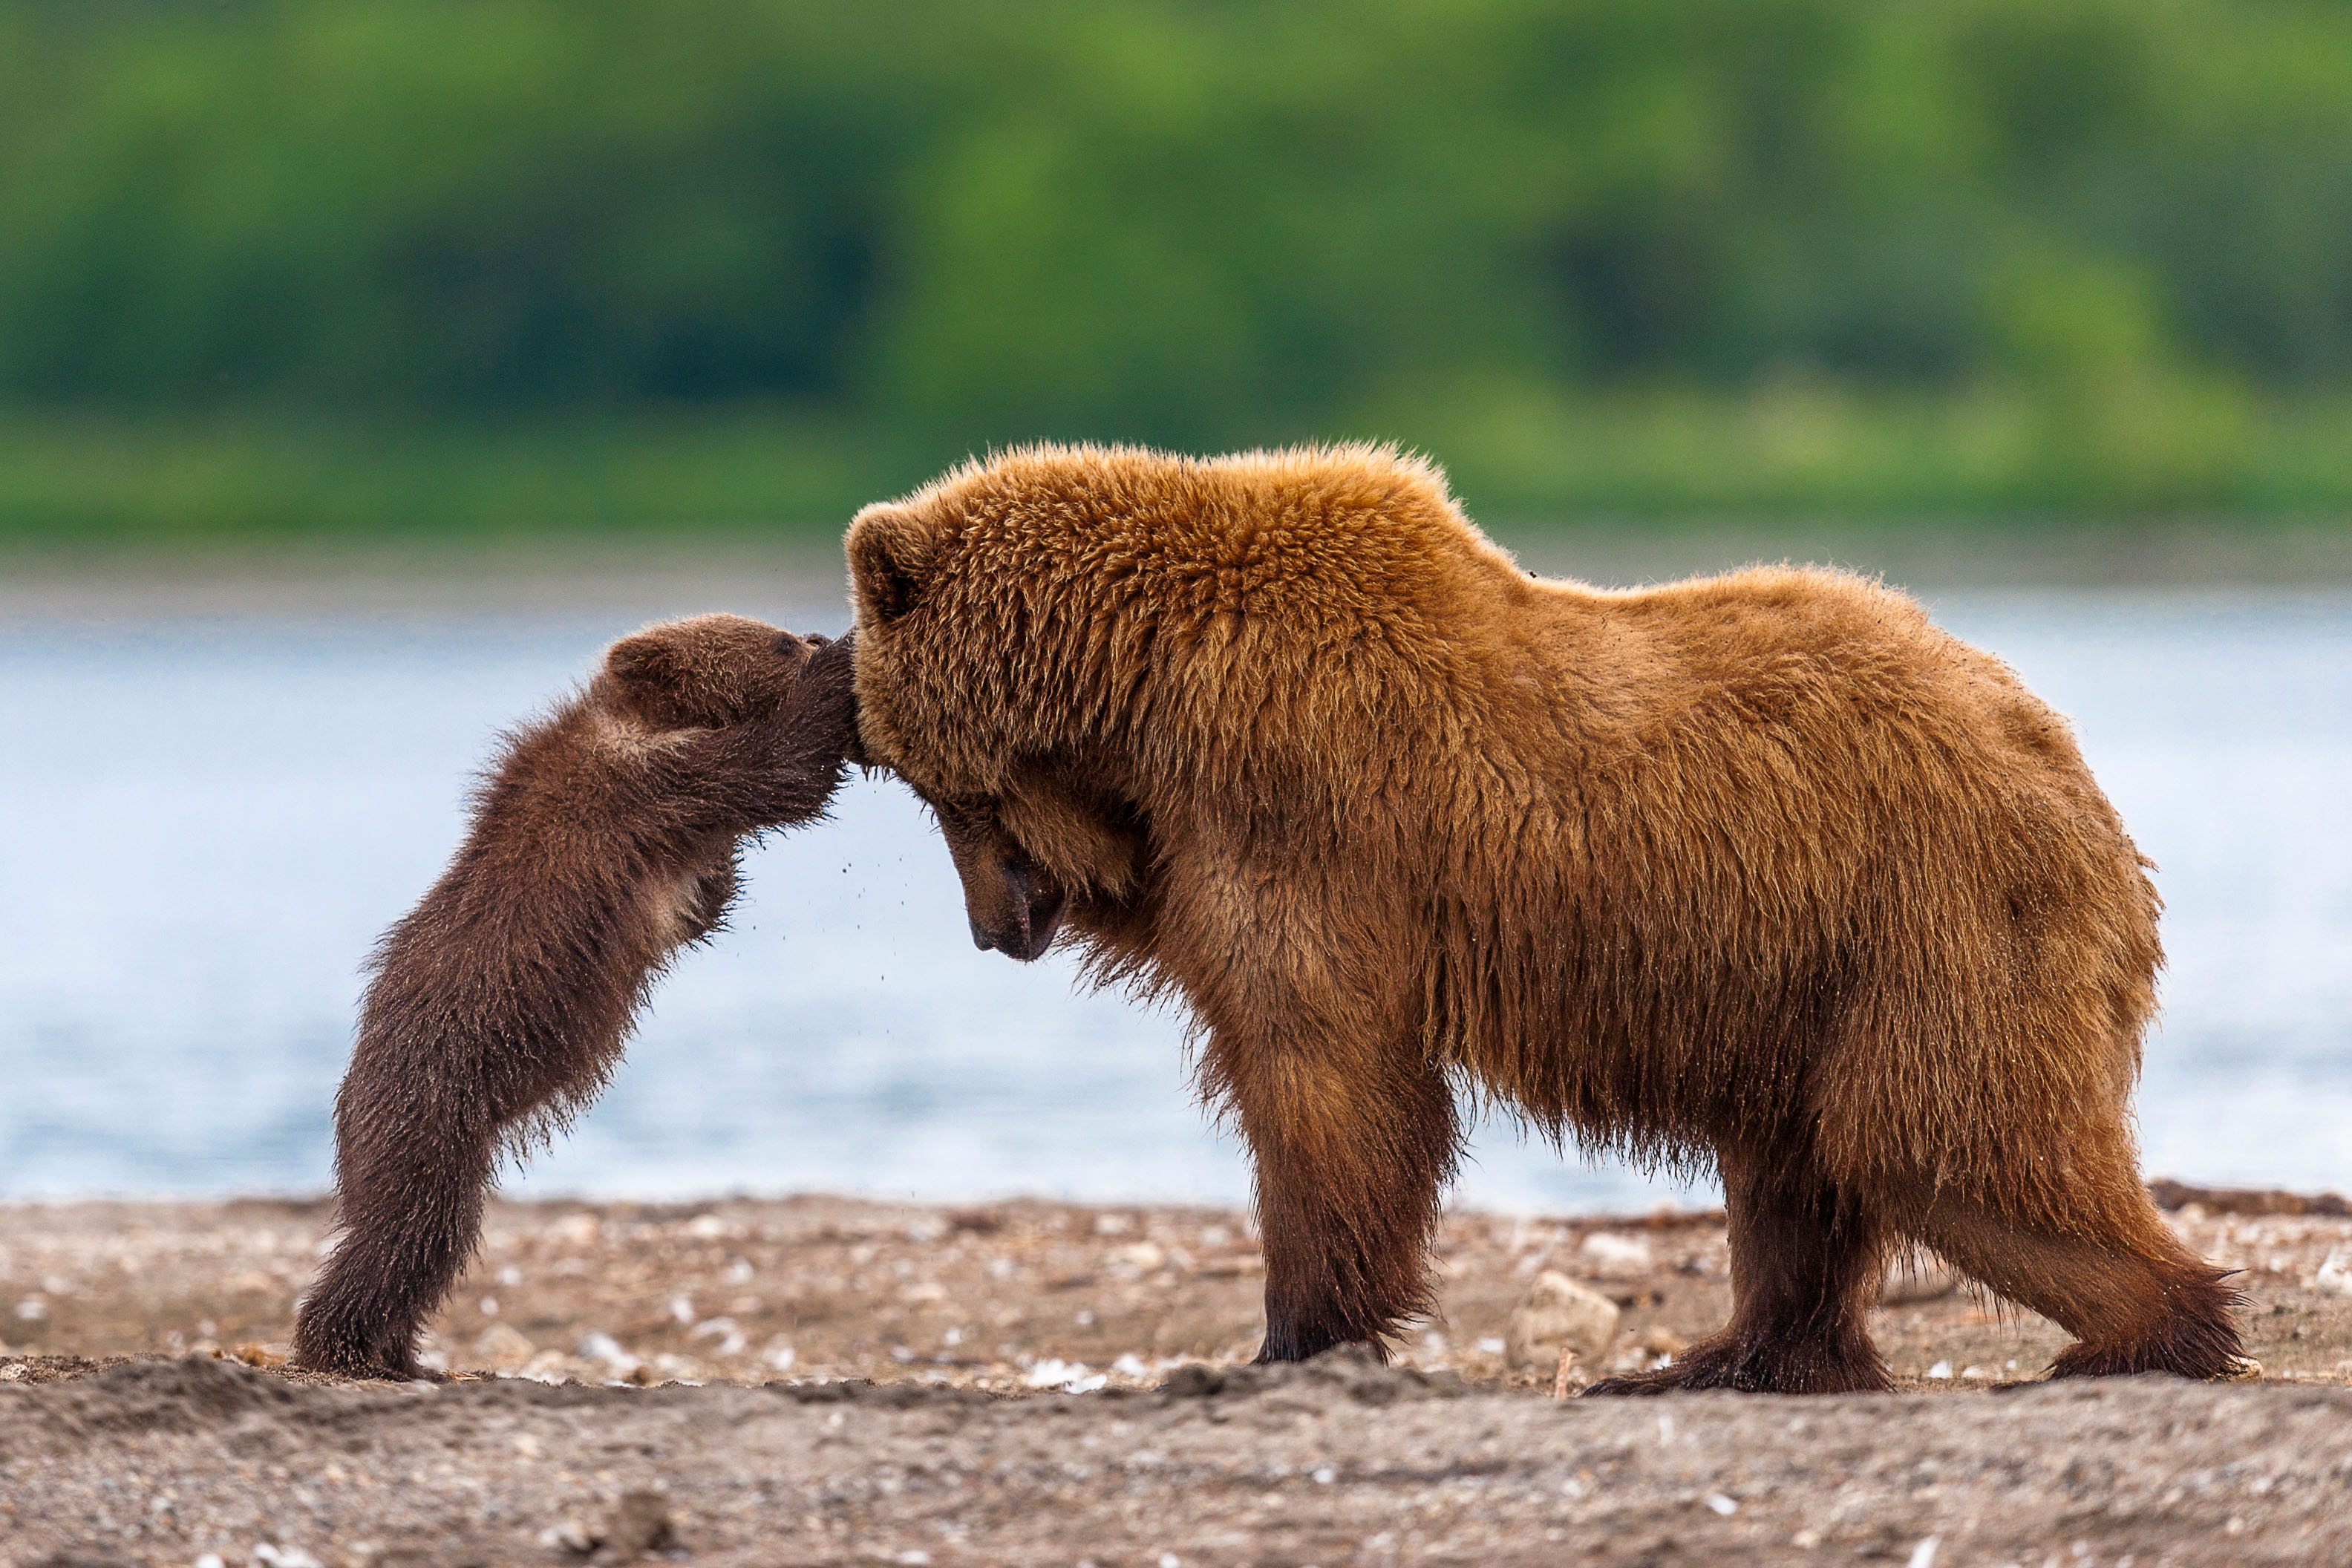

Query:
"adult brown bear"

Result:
[[846, 442, 2241, 1394]]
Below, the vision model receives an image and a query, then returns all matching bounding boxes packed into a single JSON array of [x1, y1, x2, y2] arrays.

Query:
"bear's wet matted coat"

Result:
[[845, 443, 2241, 1393]]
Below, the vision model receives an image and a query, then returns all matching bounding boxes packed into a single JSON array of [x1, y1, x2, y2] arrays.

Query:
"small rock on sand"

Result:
[[543, 1489, 673, 1561], [1506, 1270, 1620, 1371], [1882, 1260, 1961, 1305], [473, 1323, 538, 1370], [549, 1213, 601, 1248], [576, 1330, 641, 1379], [1578, 1232, 1653, 1277], [602, 1489, 674, 1558]]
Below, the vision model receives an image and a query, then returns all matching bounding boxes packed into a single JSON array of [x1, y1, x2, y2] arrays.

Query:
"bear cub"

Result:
[[293, 614, 857, 1379]]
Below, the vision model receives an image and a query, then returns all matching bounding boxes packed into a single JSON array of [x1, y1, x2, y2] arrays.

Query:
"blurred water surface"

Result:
[[0, 582, 2345, 1212]]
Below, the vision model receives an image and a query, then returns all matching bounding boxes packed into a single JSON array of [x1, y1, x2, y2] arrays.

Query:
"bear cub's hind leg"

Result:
[[1585, 1148, 1891, 1396]]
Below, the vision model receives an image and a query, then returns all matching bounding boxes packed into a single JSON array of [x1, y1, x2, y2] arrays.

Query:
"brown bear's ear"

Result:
[[847, 503, 938, 626]]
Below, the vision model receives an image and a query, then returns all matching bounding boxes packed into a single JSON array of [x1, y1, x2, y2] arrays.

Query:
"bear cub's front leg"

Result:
[[292, 618, 857, 1379]]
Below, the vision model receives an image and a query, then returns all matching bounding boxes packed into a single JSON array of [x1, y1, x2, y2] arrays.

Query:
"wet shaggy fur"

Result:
[[845, 442, 2242, 1391], [293, 616, 859, 1379]]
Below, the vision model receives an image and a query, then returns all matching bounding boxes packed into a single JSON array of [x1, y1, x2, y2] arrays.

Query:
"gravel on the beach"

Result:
[[3, 1192, 2350, 1567]]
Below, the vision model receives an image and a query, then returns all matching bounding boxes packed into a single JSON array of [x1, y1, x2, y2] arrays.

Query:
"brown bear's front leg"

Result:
[[1585, 1143, 1891, 1396], [1205, 1030, 1460, 1362]]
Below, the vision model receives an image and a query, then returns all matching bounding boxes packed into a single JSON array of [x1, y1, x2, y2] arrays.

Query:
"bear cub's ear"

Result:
[[604, 630, 689, 693], [847, 503, 938, 626], [598, 613, 808, 731]]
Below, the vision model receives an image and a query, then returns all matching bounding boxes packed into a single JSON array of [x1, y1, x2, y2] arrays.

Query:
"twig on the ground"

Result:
[[1552, 1347, 1578, 1399]]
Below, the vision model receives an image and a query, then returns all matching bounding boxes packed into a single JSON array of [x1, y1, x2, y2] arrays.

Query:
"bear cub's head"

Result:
[[595, 612, 828, 732]]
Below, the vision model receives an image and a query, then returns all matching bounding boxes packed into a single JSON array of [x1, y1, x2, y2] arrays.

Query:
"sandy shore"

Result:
[[3, 1191, 2350, 1566]]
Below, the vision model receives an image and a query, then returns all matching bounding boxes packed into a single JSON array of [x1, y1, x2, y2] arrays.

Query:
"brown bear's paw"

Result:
[[1582, 1331, 1890, 1396], [2045, 1323, 2249, 1382], [2045, 1270, 2246, 1382]]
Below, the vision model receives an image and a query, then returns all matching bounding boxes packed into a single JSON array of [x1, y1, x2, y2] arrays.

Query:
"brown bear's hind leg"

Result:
[[1585, 1149, 1889, 1396], [1915, 1186, 2244, 1381]]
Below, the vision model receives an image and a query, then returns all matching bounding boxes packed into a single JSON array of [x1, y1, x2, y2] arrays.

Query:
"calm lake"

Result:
[[1, 575, 2345, 1213]]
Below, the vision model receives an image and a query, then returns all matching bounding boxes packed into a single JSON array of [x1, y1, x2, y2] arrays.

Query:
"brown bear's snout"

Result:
[[974, 860, 1066, 961], [930, 792, 1066, 961]]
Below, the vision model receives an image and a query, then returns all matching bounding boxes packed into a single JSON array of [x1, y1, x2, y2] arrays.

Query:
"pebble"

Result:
[[1505, 1270, 1621, 1372], [689, 1316, 748, 1355], [473, 1323, 538, 1370], [1639, 1326, 1688, 1357], [1109, 1241, 1166, 1271], [1881, 1261, 1961, 1304], [576, 1330, 641, 1377], [540, 1517, 596, 1555], [1023, 1358, 1106, 1391], [548, 1213, 601, 1248], [602, 1489, 673, 1555], [1578, 1232, 1653, 1276], [252, 1546, 324, 1568]]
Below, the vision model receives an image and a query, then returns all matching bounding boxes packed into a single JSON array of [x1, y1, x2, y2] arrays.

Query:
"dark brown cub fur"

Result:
[[292, 616, 857, 1379]]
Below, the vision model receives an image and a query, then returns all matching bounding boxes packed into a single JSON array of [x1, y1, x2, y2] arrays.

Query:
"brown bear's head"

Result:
[[847, 441, 1480, 965], [845, 456, 1155, 962], [595, 612, 827, 733]]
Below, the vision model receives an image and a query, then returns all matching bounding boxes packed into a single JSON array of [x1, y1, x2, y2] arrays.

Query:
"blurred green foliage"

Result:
[[2, 0, 2350, 534]]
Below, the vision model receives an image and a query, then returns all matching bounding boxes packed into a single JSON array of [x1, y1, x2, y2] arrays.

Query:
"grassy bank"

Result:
[[0, 411, 926, 549], [1, 391, 2349, 558]]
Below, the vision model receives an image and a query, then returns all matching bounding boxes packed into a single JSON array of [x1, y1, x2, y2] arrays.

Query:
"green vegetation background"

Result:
[[4, 0, 2351, 544]]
